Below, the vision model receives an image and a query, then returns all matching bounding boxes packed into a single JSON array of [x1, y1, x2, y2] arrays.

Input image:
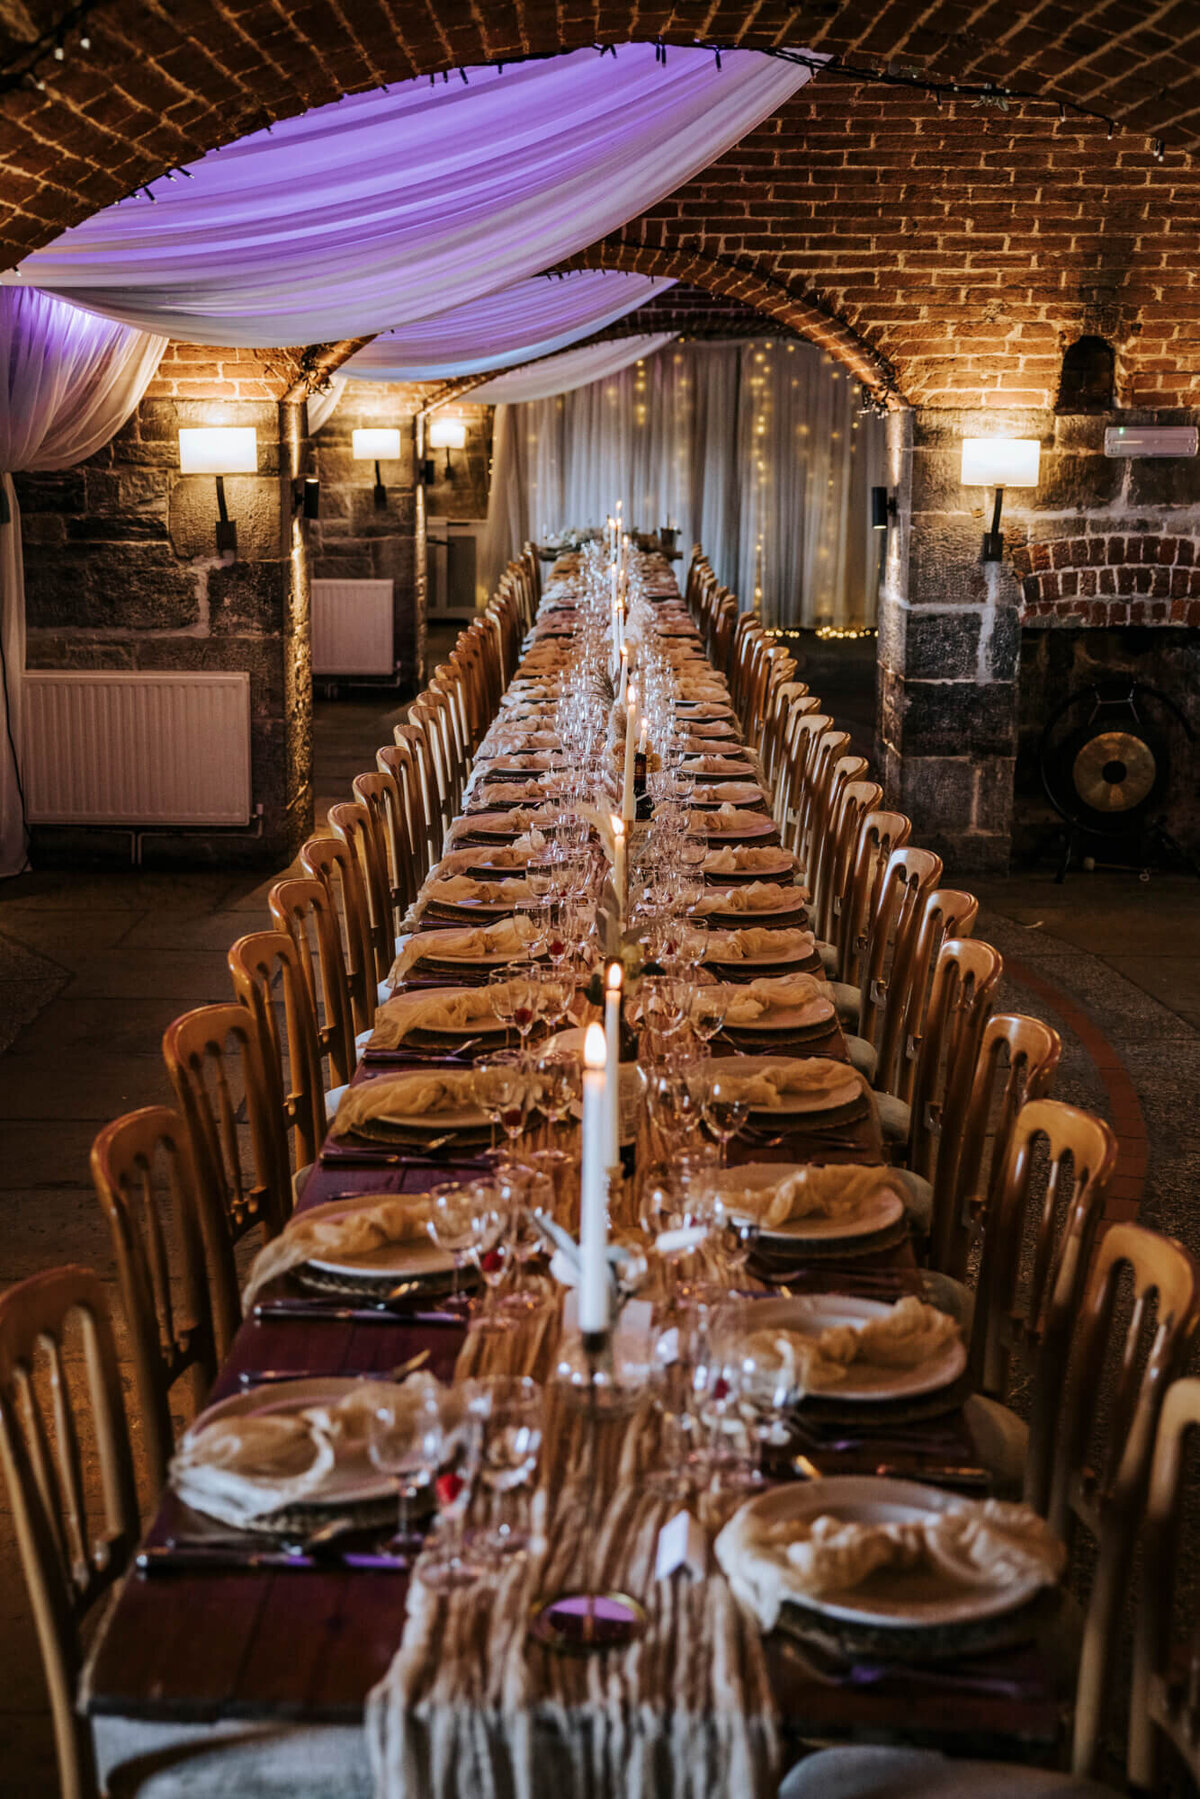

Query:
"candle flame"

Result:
[[607, 962, 622, 992], [611, 814, 624, 838], [584, 1021, 607, 1069]]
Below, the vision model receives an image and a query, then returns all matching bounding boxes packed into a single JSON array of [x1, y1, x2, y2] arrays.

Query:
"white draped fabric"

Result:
[[343, 273, 674, 382], [467, 333, 677, 406], [14, 47, 812, 347], [0, 288, 166, 876], [479, 338, 886, 628], [306, 374, 347, 435]]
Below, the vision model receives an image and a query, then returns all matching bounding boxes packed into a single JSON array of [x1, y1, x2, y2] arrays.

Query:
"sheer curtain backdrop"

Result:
[[479, 338, 886, 627], [0, 288, 166, 876]]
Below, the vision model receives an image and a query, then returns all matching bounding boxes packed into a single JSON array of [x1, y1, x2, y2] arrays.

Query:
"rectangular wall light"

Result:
[[960, 437, 1041, 489], [178, 426, 258, 476], [352, 428, 402, 461]]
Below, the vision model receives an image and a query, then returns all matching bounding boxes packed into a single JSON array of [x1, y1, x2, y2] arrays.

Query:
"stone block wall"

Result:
[[19, 392, 311, 867]]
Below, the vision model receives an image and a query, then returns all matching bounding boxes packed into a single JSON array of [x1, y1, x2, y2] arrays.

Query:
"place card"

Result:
[[655, 1510, 709, 1582]]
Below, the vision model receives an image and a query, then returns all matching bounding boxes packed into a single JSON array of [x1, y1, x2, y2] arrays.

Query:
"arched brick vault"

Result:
[[6, 3, 1200, 407]]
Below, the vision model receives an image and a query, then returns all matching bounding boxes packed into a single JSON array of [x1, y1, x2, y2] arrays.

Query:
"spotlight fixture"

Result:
[[960, 437, 1041, 561], [178, 426, 258, 557], [427, 415, 467, 481], [870, 486, 897, 531], [352, 427, 402, 509]]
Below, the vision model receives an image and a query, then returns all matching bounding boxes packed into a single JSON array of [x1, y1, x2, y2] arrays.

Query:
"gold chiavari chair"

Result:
[[889, 936, 1003, 1172], [791, 729, 850, 873], [395, 719, 445, 873], [163, 1001, 292, 1248], [771, 711, 831, 843], [804, 754, 868, 929], [1131, 1375, 1200, 1793], [872, 887, 979, 1106], [329, 798, 395, 997], [810, 777, 883, 952], [379, 735, 432, 891], [90, 1106, 235, 1486], [0, 1267, 139, 1799], [927, 1012, 1062, 1277], [269, 875, 358, 1089], [227, 930, 327, 1175], [833, 844, 944, 1065], [830, 808, 912, 987], [354, 765, 418, 924], [758, 679, 811, 798], [302, 828, 377, 1035]]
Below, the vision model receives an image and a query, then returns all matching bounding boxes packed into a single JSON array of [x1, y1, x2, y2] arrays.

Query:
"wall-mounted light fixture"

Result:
[[292, 475, 320, 519], [870, 486, 897, 531], [352, 427, 402, 510], [960, 437, 1041, 561], [178, 425, 258, 557], [427, 415, 467, 481]]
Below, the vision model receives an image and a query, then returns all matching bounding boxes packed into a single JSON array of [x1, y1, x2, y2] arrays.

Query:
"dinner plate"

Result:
[[706, 931, 817, 966], [188, 1379, 397, 1508], [704, 1055, 863, 1116], [408, 940, 522, 971], [714, 1162, 903, 1245], [689, 784, 767, 807], [703, 889, 807, 923], [703, 813, 776, 841], [714, 988, 833, 1033], [737, 1478, 1044, 1629], [347, 1072, 490, 1133], [740, 1293, 963, 1400], [385, 986, 510, 1037], [688, 719, 738, 738], [704, 849, 796, 881]]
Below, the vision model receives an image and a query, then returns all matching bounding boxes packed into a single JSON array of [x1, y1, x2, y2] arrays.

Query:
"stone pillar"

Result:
[[877, 406, 1028, 873], [21, 394, 313, 866]]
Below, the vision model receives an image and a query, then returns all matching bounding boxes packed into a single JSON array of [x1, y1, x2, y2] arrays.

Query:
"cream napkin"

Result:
[[481, 754, 554, 773], [331, 1069, 480, 1137], [721, 973, 827, 1026], [702, 882, 797, 915], [432, 846, 530, 878], [703, 1057, 859, 1110], [742, 1298, 960, 1397], [704, 846, 793, 876], [708, 926, 815, 962], [470, 782, 543, 806], [171, 1375, 441, 1529], [682, 757, 752, 776], [716, 1497, 1065, 1632], [724, 1162, 904, 1226], [390, 914, 534, 980], [705, 804, 761, 832], [368, 983, 509, 1049], [243, 1193, 436, 1305], [423, 874, 533, 907]]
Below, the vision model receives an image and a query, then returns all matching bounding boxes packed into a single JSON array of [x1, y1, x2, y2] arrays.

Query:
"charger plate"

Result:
[[738, 1293, 965, 1402]]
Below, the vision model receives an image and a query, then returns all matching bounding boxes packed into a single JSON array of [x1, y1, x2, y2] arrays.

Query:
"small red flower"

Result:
[[481, 1248, 504, 1274], [713, 1377, 730, 1402], [435, 1471, 464, 1507]]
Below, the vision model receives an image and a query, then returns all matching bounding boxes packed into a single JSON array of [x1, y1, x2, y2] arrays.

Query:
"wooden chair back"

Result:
[[227, 930, 327, 1172], [930, 1012, 1061, 1278], [874, 886, 978, 1103], [162, 1001, 291, 1248], [378, 737, 431, 889], [301, 830, 376, 1035], [90, 1106, 232, 1488], [354, 766, 416, 922], [971, 1097, 1116, 1439], [855, 845, 944, 1053], [395, 720, 444, 869], [268, 876, 357, 1088], [329, 799, 392, 991], [834, 808, 912, 986], [0, 1267, 139, 1799], [772, 711, 831, 838], [805, 754, 868, 932], [813, 777, 883, 948], [1049, 1224, 1198, 1776], [794, 729, 852, 874], [1131, 1374, 1200, 1792], [907, 937, 1002, 1180], [759, 680, 810, 794]]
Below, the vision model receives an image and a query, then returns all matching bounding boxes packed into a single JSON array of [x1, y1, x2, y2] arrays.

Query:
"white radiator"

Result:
[[311, 578, 394, 676], [24, 670, 252, 827]]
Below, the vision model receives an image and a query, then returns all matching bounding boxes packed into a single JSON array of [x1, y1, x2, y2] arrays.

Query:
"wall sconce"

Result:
[[427, 415, 467, 481], [292, 475, 320, 519], [870, 486, 896, 531], [960, 437, 1041, 561], [178, 425, 258, 557], [352, 427, 402, 510]]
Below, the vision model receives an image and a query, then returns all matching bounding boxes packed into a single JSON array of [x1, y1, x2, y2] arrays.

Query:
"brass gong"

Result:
[[1072, 729, 1158, 813]]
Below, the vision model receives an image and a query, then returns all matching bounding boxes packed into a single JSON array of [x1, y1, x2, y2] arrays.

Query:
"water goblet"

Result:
[[426, 1181, 477, 1306], [419, 1384, 486, 1591], [366, 1377, 442, 1561], [473, 1048, 535, 1161], [470, 1375, 543, 1557], [465, 1180, 514, 1334], [699, 1074, 751, 1167]]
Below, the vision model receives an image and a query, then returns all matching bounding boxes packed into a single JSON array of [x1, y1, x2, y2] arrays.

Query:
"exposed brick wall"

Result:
[[1017, 533, 1200, 627], [146, 342, 305, 402]]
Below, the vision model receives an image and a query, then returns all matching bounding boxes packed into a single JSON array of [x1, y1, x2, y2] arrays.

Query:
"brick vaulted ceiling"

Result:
[[3, 2, 1200, 407]]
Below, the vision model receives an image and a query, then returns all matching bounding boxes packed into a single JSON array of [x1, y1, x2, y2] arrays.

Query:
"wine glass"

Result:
[[534, 964, 574, 1035], [426, 1181, 477, 1307], [473, 1048, 535, 1161], [366, 1377, 442, 1561], [419, 1383, 485, 1591], [641, 974, 688, 1050], [699, 1073, 751, 1167], [712, 1197, 760, 1285], [470, 1375, 543, 1557], [465, 1180, 513, 1334], [689, 982, 728, 1045], [496, 1161, 553, 1312]]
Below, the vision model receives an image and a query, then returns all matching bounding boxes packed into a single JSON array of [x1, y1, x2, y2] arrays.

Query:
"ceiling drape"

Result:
[[467, 333, 677, 405], [478, 337, 886, 629], [12, 47, 812, 346], [342, 273, 674, 382], [0, 288, 166, 876]]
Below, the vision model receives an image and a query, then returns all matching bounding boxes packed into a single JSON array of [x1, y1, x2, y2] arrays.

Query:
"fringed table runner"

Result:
[[367, 1303, 779, 1799]]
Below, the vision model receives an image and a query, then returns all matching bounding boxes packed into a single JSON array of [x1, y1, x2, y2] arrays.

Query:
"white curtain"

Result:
[[480, 338, 886, 629], [306, 374, 347, 435], [0, 288, 166, 876], [343, 273, 674, 382], [13, 47, 812, 346]]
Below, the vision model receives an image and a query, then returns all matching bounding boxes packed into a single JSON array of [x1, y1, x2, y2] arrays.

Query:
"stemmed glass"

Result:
[[496, 1161, 553, 1312], [366, 1378, 442, 1562], [689, 982, 728, 1046], [419, 1383, 485, 1591], [470, 1375, 543, 1558], [473, 1048, 535, 1162], [698, 1073, 751, 1167], [488, 966, 542, 1048], [426, 1181, 477, 1307], [640, 974, 688, 1052], [466, 1179, 513, 1334]]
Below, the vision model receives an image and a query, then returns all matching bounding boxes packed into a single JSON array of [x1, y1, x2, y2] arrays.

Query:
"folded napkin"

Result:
[[171, 1376, 439, 1529], [682, 757, 751, 776], [390, 914, 535, 981], [719, 973, 827, 1026], [702, 882, 796, 916], [705, 803, 760, 832], [331, 1069, 480, 1138], [708, 927, 814, 962], [471, 782, 542, 806], [243, 1193, 435, 1305], [433, 846, 530, 878], [424, 874, 533, 907], [716, 1496, 1065, 1632], [481, 754, 553, 773], [368, 983, 509, 1049], [724, 1162, 903, 1226], [704, 846, 793, 876], [703, 1057, 858, 1111], [742, 1297, 960, 1399]]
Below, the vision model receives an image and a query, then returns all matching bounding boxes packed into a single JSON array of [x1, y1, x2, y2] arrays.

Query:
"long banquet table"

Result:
[[81, 554, 1066, 1796]]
